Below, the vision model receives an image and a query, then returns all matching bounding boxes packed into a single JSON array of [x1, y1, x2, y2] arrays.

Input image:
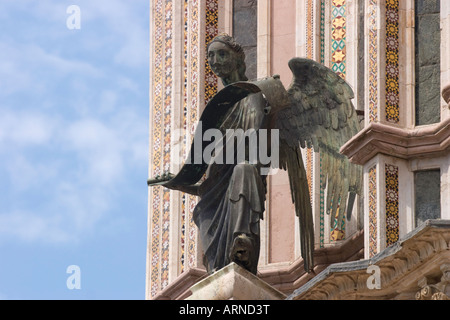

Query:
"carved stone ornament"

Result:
[[443, 84, 450, 105], [287, 220, 450, 300], [416, 264, 450, 300]]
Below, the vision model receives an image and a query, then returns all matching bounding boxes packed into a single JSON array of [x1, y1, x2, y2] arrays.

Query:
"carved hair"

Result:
[[208, 33, 248, 81]]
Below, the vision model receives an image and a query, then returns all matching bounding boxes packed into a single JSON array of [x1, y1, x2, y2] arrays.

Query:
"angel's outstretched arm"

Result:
[[165, 183, 201, 196]]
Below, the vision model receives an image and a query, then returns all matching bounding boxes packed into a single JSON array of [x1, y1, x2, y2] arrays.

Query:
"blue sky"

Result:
[[0, 1, 150, 299]]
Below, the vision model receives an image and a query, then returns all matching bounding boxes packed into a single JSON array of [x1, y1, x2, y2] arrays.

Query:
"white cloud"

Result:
[[84, 0, 149, 68], [0, 0, 149, 247], [5, 155, 60, 193], [0, 110, 57, 147], [114, 32, 149, 68], [0, 107, 148, 245], [99, 90, 118, 114], [65, 118, 124, 184], [0, 211, 72, 244], [26, 44, 101, 76], [0, 41, 102, 99]]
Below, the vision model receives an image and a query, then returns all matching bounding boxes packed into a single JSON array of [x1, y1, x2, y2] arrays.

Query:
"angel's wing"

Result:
[[274, 58, 362, 271]]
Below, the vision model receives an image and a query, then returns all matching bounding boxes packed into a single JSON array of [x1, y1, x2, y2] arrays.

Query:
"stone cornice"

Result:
[[288, 220, 450, 300], [341, 118, 450, 165], [151, 267, 207, 300]]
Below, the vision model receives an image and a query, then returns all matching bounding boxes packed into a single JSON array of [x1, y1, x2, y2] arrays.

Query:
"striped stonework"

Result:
[[148, 0, 218, 298], [149, 0, 174, 296]]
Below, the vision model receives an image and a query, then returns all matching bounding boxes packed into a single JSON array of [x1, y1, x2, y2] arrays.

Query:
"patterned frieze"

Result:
[[147, 0, 219, 299], [384, 0, 400, 123], [366, 0, 403, 125]]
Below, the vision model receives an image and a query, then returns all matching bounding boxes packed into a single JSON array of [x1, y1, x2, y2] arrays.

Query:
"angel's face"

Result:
[[207, 41, 238, 80]]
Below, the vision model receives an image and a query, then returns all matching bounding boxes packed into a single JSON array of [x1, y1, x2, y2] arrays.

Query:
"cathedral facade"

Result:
[[146, 0, 450, 300]]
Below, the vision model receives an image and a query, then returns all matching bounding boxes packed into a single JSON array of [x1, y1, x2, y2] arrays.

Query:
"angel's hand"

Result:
[[147, 172, 175, 187]]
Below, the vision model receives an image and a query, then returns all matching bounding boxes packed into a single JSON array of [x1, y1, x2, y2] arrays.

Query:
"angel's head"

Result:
[[207, 34, 248, 85]]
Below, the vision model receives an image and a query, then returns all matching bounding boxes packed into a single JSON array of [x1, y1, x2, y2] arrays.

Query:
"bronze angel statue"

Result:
[[148, 34, 362, 275]]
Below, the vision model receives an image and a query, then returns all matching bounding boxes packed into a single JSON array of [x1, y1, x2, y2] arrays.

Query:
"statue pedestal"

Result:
[[186, 263, 286, 300]]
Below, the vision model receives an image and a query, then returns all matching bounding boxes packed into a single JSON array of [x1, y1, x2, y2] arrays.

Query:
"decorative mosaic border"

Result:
[[320, 0, 326, 65], [205, 0, 219, 103], [150, 0, 174, 296], [330, 0, 346, 240], [160, 0, 173, 291], [319, 0, 326, 248], [385, 164, 399, 246], [368, 0, 379, 123], [331, 0, 347, 79], [306, 0, 315, 59], [316, 0, 349, 245], [305, 0, 316, 245], [183, 0, 200, 271], [150, 0, 165, 298], [385, 0, 400, 123], [150, 0, 218, 297], [319, 158, 325, 248], [368, 166, 378, 257], [184, 0, 218, 270], [179, 0, 189, 273]]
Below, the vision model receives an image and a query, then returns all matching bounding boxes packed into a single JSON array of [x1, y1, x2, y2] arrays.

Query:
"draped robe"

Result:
[[193, 92, 269, 274]]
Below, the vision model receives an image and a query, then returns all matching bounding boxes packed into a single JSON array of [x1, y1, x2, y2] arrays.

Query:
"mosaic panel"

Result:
[[385, 0, 400, 123], [160, 0, 173, 291], [306, 0, 315, 59], [305, 0, 315, 241], [331, 0, 347, 79], [186, 0, 200, 270], [368, 0, 379, 123], [320, 0, 326, 65], [385, 164, 399, 246], [150, 0, 174, 296], [188, 0, 200, 139], [319, 158, 325, 248], [205, 0, 219, 103], [185, 0, 218, 269], [179, 0, 189, 273], [150, 0, 164, 298], [180, 194, 186, 271], [316, 0, 348, 244], [319, 0, 326, 247], [330, 0, 346, 240], [150, 0, 219, 295], [368, 166, 378, 257], [330, 209, 345, 241]]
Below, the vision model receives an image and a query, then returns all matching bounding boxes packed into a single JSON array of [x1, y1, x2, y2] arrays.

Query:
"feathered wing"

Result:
[[278, 143, 315, 272], [274, 58, 362, 271]]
